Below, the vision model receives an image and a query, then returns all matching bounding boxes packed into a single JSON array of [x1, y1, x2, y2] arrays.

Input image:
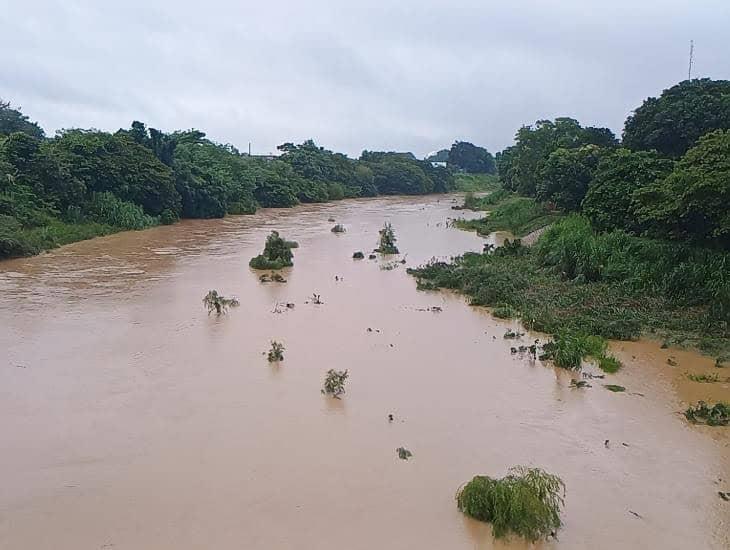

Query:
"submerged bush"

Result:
[[322, 369, 348, 398], [539, 332, 621, 372], [376, 222, 399, 254], [202, 290, 240, 314], [331, 223, 346, 233], [249, 230, 298, 270], [684, 401, 729, 426], [268, 340, 285, 362], [456, 466, 565, 541]]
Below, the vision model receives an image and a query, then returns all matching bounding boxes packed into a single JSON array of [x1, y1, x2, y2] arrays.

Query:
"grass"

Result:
[[456, 466, 565, 541], [409, 215, 730, 360], [453, 173, 501, 192], [686, 373, 727, 383], [457, 196, 562, 237], [684, 402, 729, 426]]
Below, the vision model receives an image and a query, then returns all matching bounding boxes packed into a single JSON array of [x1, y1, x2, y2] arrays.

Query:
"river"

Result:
[[0, 195, 727, 549]]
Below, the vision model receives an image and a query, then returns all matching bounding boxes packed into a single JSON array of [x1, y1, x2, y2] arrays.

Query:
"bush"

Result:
[[684, 401, 729, 426], [202, 290, 239, 314], [331, 224, 345, 233], [322, 369, 348, 397], [249, 230, 298, 270], [376, 222, 399, 254], [159, 208, 178, 225], [85, 192, 159, 230], [456, 466, 565, 541], [268, 341, 285, 362]]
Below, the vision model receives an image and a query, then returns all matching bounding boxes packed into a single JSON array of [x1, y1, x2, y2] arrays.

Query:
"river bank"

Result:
[[1, 195, 727, 549]]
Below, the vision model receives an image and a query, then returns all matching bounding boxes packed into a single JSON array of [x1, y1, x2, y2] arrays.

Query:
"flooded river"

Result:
[[0, 195, 728, 549]]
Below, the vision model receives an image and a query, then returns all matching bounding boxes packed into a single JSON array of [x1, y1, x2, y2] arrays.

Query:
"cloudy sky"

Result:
[[2, 1, 729, 157]]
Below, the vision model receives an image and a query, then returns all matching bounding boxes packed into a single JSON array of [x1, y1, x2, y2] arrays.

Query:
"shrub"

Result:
[[249, 230, 298, 270], [322, 369, 348, 398], [493, 304, 519, 319], [352, 251, 364, 259], [331, 224, 345, 233], [376, 222, 399, 254], [159, 208, 178, 225], [85, 192, 158, 230], [456, 466, 565, 541], [202, 290, 240, 314], [684, 401, 729, 426], [268, 341, 285, 362]]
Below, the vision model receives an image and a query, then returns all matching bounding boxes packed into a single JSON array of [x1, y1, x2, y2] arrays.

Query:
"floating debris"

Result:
[[570, 379, 591, 389]]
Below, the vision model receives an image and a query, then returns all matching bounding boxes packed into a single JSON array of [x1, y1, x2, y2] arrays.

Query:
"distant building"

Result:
[[430, 161, 447, 168]]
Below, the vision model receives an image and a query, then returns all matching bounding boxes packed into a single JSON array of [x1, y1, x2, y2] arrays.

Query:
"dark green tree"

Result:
[[633, 130, 730, 247], [536, 145, 606, 211], [623, 79, 730, 158], [0, 100, 45, 139], [582, 149, 674, 232], [448, 141, 496, 174]]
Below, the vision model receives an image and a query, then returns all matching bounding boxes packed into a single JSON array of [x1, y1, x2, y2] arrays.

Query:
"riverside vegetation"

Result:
[[0, 100, 467, 260], [412, 79, 730, 369]]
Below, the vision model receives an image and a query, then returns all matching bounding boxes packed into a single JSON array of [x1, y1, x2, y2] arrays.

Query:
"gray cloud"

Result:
[[1, 0, 728, 157]]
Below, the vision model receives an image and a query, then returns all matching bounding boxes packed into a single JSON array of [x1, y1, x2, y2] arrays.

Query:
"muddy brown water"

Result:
[[0, 195, 728, 550]]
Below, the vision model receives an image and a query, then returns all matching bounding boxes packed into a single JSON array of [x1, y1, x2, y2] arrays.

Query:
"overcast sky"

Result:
[[2, 1, 729, 157]]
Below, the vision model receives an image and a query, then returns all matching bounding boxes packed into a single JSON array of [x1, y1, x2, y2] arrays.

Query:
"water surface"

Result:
[[1, 195, 727, 549]]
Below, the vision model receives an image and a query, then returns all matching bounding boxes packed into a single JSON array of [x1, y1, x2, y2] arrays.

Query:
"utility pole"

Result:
[[248, 142, 251, 156], [688, 40, 694, 81]]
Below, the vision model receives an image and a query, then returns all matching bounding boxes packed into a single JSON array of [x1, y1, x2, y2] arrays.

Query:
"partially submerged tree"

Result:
[[456, 466, 565, 542], [376, 222, 399, 254], [202, 290, 240, 314], [331, 223, 346, 233], [268, 341, 285, 362], [322, 369, 348, 398], [249, 230, 298, 270]]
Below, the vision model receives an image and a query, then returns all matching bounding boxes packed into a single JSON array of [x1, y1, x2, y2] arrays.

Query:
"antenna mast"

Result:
[[688, 40, 694, 81]]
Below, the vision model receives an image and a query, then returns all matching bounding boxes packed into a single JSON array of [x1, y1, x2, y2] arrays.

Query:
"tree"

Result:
[[536, 145, 606, 211], [623, 79, 730, 158], [582, 149, 674, 233], [249, 230, 298, 269], [633, 130, 730, 247], [50, 130, 179, 216], [448, 141, 496, 174], [0, 100, 44, 139], [500, 118, 616, 197]]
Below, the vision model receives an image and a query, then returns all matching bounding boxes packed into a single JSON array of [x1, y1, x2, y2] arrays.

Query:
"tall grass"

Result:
[[456, 466, 565, 541], [86, 192, 159, 230], [458, 196, 562, 237]]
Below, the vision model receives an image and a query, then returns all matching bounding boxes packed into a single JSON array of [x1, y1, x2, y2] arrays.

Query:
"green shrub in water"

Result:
[[268, 341, 285, 362], [376, 222, 399, 254], [456, 466, 565, 541], [684, 401, 729, 426], [202, 290, 240, 315], [249, 230, 298, 270]]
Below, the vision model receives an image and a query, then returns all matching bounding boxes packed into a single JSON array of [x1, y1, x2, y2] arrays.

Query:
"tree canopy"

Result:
[[623, 79, 730, 158], [448, 141, 496, 174]]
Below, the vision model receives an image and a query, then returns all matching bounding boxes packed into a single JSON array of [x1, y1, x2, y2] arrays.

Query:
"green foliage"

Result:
[[0, 100, 44, 139], [684, 401, 729, 426], [85, 192, 159, 230], [322, 369, 348, 397], [410, 215, 730, 358], [633, 130, 730, 248], [268, 341, 285, 362], [686, 373, 722, 383], [377, 222, 399, 254], [623, 79, 730, 158], [352, 251, 365, 259], [581, 149, 674, 233], [456, 467, 565, 542], [452, 173, 500, 192], [604, 384, 626, 392], [448, 141, 496, 174], [202, 290, 240, 315], [499, 118, 617, 197], [539, 332, 618, 371], [249, 231, 297, 270], [493, 304, 519, 319], [458, 196, 561, 237], [536, 145, 606, 211]]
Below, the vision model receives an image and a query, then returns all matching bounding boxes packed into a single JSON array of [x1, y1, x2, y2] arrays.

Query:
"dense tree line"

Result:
[[496, 79, 730, 249], [0, 104, 454, 258]]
